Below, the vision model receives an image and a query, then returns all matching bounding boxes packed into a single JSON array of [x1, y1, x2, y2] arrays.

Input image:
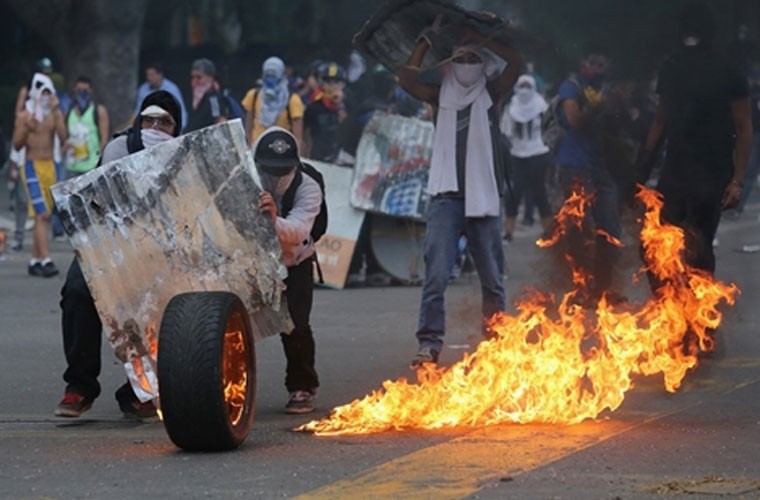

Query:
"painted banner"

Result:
[[351, 111, 434, 221]]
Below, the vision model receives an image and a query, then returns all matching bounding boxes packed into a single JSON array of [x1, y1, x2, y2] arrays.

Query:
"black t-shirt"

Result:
[[184, 91, 229, 133], [304, 100, 341, 162], [658, 47, 748, 169]]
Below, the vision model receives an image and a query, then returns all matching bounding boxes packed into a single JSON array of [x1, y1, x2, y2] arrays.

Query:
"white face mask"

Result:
[[141, 128, 174, 148], [515, 87, 533, 103], [452, 63, 484, 87], [259, 169, 296, 197]]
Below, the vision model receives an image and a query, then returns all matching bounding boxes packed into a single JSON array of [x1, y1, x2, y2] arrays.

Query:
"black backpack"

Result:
[[280, 161, 328, 244]]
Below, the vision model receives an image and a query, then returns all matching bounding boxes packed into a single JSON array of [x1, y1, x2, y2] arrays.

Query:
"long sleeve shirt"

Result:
[[275, 172, 322, 267]]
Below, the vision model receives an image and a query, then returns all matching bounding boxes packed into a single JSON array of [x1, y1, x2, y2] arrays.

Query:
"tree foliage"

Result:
[[5, 0, 148, 129]]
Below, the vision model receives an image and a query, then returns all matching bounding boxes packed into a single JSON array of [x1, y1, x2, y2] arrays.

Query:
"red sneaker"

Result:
[[54, 391, 93, 418]]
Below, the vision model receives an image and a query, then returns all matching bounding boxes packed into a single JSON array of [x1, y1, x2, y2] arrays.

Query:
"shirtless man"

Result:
[[12, 73, 67, 277]]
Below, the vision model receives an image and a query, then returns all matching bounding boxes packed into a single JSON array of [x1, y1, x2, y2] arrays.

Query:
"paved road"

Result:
[[1, 177, 759, 499]]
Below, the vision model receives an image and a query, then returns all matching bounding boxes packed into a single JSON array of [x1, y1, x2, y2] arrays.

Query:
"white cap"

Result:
[[140, 105, 171, 117]]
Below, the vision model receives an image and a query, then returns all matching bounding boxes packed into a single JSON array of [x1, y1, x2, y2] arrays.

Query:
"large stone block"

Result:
[[51, 120, 291, 401]]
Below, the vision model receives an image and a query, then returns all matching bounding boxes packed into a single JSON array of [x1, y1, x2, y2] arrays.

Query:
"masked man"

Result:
[[12, 73, 68, 277], [65, 76, 110, 178], [243, 56, 304, 147], [255, 127, 323, 414], [54, 91, 182, 420], [398, 21, 523, 367]]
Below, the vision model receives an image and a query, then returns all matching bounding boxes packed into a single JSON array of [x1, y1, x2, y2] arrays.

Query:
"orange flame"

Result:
[[297, 186, 738, 436], [223, 328, 248, 426]]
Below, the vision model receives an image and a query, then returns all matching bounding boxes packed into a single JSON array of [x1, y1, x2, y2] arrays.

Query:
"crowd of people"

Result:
[[1, 0, 758, 417]]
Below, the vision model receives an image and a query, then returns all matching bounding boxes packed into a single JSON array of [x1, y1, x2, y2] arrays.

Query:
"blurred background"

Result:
[[1, 0, 758, 134]]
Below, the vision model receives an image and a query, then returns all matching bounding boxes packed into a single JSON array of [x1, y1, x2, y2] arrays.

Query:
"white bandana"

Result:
[[26, 73, 56, 121], [507, 75, 547, 123], [141, 128, 174, 148]]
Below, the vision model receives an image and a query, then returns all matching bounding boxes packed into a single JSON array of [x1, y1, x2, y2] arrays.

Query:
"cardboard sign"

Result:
[[309, 160, 366, 289]]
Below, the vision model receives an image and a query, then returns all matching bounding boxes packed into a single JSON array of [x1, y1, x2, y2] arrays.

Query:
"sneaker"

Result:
[[54, 391, 93, 417], [41, 261, 60, 278], [285, 390, 316, 414], [28, 262, 44, 277], [118, 398, 158, 421], [10, 241, 22, 252], [410, 347, 439, 369]]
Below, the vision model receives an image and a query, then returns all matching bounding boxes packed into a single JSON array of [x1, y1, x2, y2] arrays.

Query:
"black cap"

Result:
[[253, 127, 300, 172]]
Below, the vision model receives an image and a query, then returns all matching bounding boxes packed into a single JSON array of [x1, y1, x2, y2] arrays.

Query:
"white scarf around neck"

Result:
[[428, 62, 499, 217]]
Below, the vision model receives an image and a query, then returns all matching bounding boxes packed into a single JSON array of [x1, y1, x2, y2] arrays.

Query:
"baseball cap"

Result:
[[253, 127, 300, 172]]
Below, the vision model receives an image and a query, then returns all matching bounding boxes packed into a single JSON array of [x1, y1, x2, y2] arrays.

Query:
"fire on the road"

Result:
[[297, 187, 738, 436]]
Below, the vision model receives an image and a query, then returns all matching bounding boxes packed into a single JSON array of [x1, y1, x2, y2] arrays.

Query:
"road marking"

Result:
[[297, 370, 760, 499], [297, 420, 637, 499]]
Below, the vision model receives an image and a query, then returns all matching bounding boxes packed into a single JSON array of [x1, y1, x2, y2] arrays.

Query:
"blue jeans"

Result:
[[416, 197, 506, 352]]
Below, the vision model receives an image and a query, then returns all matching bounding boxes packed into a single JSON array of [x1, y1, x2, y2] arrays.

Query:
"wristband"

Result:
[[416, 34, 432, 48]]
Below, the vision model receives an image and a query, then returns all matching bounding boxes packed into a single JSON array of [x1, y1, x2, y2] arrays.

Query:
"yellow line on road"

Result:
[[297, 364, 760, 499], [296, 420, 635, 499]]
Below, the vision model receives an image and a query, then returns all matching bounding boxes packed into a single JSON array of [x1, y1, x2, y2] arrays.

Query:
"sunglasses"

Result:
[[143, 115, 176, 130]]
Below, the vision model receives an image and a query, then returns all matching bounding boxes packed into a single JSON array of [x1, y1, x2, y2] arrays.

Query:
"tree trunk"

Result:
[[6, 0, 148, 132]]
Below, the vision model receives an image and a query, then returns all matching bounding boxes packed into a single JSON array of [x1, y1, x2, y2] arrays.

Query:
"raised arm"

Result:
[[465, 27, 524, 99], [397, 39, 440, 104]]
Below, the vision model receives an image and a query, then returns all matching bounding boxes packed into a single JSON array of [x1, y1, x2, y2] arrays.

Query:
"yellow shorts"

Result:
[[21, 159, 59, 217]]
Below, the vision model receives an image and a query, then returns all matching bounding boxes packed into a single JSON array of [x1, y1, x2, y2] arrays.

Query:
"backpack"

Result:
[[223, 89, 245, 120], [541, 76, 580, 153], [252, 88, 294, 126], [280, 161, 328, 243]]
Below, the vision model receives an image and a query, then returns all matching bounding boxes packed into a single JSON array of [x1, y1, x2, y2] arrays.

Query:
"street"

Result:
[[1, 178, 759, 499]]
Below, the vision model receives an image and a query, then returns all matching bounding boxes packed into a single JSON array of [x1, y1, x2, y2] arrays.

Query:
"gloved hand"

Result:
[[418, 14, 444, 48]]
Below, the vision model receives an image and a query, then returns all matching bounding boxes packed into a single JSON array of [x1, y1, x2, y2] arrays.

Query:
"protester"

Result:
[[242, 56, 305, 147], [303, 62, 348, 162], [135, 62, 187, 129], [254, 127, 323, 414], [337, 65, 399, 286], [554, 42, 622, 303], [14, 58, 69, 114], [12, 73, 67, 278], [500, 74, 553, 241], [54, 90, 183, 419], [65, 76, 109, 178], [398, 20, 522, 367], [638, 2, 752, 277], [184, 58, 230, 133]]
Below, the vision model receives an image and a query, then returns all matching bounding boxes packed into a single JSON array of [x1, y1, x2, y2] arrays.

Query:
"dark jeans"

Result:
[[280, 257, 319, 392], [60, 258, 137, 404], [505, 153, 552, 218], [60, 258, 102, 400], [557, 166, 621, 294], [657, 182, 723, 274]]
